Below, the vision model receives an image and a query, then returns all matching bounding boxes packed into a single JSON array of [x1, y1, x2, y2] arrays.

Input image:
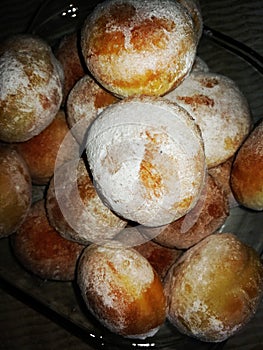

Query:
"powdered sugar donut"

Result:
[[81, 0, 197, 97], [164, 233, 263, 342], [66, 75, 119, 143], [85, 96, 206, 227], [164, 71, 252, 168], [0, 34, 63, 142], [46, 158, 127, 245], [77, 243, 166, 338]]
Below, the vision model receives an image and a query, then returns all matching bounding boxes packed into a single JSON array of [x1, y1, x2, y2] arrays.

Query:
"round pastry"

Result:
[[66, 75, 119, 143], [55, 32, 86, 105], [164, 71, 252, 168], [0, 34, 63, 142], [176, 0, 203, 41], [209, 156, 238, 208], [134, 239, 182, 281], [231, 119, 263, 210], [85, 96, 206, 227], [139, 173, 229, 249], [0, 144, 31, 238], [15, 110, 69, 185], [11, 200, 84, 281], [164, 233, 263, 342], [77, 242, 166, 338], [46, 158, 127, 245], [81, 0, 197, 97]]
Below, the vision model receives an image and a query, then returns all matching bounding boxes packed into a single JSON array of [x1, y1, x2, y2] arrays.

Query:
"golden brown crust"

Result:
[[77, 243, 166, 338], [141, 174, 229, 249], [134, 240, 182, 281], [55, 32, 86, 105], [231, 119, 263, 210], [164, 233, 263, 342], [11, 200, 84, 281], [0, 144, 32, 237], [209, 156, 238, 208], [81, 0, 197, 97], [0, 34, 63, 142], [15, 110, 69, 185]]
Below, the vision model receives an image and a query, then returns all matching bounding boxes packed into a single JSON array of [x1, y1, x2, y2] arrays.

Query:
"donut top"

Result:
[[81, 0, 197, 97]]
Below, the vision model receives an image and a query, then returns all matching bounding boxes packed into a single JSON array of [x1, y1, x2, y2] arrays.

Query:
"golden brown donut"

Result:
[[77, 243, 166, 338], [81, 0, 197, 97], [15, 110, 69, 185], [164, 233, 263, 342], [46, 158, 127, 245], [0, 144, 31, 238], [209, 156, 238, 208], [11, 200, 84, 281], [139, 173, 229, 249], [0, 34, 63, 142], [55, 32, 86, 105], [231, 119, 263, 210], [134, 239, 182, 281], [164, 71, 252, 168]]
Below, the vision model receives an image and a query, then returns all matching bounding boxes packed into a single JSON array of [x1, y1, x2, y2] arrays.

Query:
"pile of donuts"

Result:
[[0, 0, 263, 343]]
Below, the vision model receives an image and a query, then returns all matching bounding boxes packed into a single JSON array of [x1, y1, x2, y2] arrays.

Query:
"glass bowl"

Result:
[[0, 1, 262, 349]]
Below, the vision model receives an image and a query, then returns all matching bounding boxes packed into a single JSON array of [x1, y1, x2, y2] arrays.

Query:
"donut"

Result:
[[81, 0, 197, 97], [66, 75, 119, 143], [55, 32, 86, 105], [85, 96, 206, 227], [139, 173, 229, 249], [11, 200, 84, 281], [46, 158, 127, 245], [77, 242, 166, 338], [134, 239, 182, 281], [0, 34, 63, 142], [15, 110, 69, 185], [209, 156, 238, 208], [0, 144, 31, 238], [164, 71, 252, 168], [231, 119, 263, 210], [164, 233, 263, 342]]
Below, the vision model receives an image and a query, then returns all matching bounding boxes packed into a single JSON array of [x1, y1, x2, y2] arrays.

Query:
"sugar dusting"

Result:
[[82, 0, 197, 96], [79, 244, 155, 332]]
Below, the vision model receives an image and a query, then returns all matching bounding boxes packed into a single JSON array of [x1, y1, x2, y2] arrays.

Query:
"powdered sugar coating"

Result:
[[78, 243, 166, 337], [81, 0, 197, 97], [164, 233, 263, 342], [66, 75, 119, 143], [164, 71, 252, 168], [86, 96, 206, 227], [0, 35, 63, 142], [46, 158, 127, 245]]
